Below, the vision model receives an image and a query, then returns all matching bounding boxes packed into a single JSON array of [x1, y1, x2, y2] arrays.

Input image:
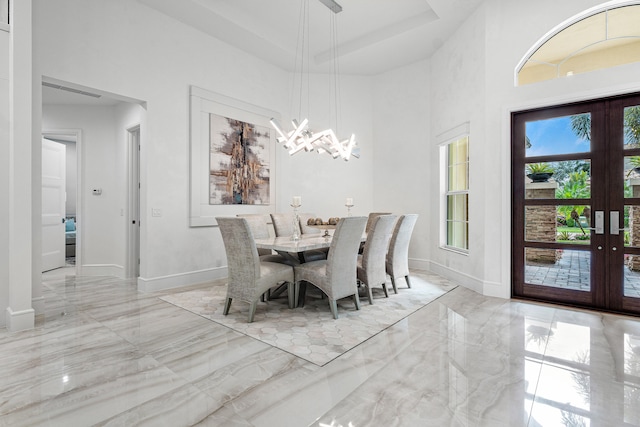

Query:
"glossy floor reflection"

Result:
[[1, 269, 639, 426]]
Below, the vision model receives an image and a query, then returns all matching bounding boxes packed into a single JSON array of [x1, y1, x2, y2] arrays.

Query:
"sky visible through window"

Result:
[[526, 115, 590, 157]]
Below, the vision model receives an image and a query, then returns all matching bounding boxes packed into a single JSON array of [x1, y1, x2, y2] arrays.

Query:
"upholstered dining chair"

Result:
[[293, 216, 367, 319], [386, 214, 419, 293], [270, 212, 327, 262], [357, 214, 397, 304], [271, 212, 301, 237], [365, 212, 392, 235], [236, 213, 293, 265], [217, 217, 296, 322], [359, 212, 392, 254]]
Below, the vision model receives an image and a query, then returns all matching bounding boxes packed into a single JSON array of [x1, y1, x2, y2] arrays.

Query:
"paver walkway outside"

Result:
[[525, 249, 640, 298]]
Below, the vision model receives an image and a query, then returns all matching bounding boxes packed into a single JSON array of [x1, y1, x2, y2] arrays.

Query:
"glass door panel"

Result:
[[514, 94, 640, 315]]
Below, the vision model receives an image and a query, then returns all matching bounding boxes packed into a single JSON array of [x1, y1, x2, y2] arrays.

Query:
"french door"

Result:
[[512, 92, 640, 315]]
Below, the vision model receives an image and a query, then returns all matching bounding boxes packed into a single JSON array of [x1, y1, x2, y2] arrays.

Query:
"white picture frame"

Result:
[[190, 86, 279, 227]]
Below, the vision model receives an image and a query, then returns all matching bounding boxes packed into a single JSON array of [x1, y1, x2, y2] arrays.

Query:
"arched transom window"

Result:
[[517, 3, 640, 85]]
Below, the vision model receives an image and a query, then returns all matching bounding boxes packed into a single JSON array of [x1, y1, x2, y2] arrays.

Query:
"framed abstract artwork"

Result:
[[208, 113, 270, 205], [190, 86, 278, 226]]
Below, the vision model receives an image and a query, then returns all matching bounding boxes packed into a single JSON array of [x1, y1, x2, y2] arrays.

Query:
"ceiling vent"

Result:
[[42, 81, 102, 98]]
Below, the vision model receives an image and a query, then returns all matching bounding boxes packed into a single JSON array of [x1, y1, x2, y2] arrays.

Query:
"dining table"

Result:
[[254, 234, 334, 263]]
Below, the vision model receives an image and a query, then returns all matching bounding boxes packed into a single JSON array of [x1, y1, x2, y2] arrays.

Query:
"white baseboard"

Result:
[[5, 306, 35, 332], [79, 264, 125, 278], [409, 258, 484, 295], [482, 279, 509, 299], [137, 266, 227, 292], [414, 258, 509, 299]]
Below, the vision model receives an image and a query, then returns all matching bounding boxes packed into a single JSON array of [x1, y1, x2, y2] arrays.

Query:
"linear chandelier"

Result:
[[270, 0, 359, 161]]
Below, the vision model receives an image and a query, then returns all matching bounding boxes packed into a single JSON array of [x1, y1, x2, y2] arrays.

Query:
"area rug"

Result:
[[160, 271, 457, 366]]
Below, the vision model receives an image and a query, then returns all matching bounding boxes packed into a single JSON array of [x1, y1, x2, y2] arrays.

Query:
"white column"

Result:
[[6, 0, 34, 331]]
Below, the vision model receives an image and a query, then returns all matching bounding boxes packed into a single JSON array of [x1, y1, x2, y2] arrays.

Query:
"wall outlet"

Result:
[[152, 208, 162, 217]]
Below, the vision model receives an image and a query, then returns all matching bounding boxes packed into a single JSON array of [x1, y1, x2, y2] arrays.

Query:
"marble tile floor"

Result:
[[1, 268, 640, 426]]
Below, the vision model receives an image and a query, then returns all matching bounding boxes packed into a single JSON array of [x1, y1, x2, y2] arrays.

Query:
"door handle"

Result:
[[610, 211, 620, 235], [594, 211, 604, 234]]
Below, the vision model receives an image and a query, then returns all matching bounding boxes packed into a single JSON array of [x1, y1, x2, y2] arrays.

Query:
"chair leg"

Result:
[[329, 299, 339, 319], [248, 301, 258, 323], [223, 297, 232, 315], [353, 292, 361, 310], [287, 282, 296, 309], [390, 276, 398, 294], [366, 284, 374, 305], [405, 275, 412, 288], [297, 281, 307, 307], [382, 283, 389, 298]]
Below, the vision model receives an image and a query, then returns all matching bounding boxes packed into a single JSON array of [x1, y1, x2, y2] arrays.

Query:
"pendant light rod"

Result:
[[318, 0, 342, 14]]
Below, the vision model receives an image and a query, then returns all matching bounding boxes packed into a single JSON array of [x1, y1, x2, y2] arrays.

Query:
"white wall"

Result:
[[6, 0, 35, 332], [33, 0, 376, 291], [372, 60, 432, 263], [0, 27, 9, 327]]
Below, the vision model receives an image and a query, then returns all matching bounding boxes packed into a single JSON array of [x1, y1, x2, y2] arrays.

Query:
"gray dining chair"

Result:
[[271, 212, 301, 237], [270, 212, 327, 262], [386, 214, 419, 293], [236, 213, 289, 263], [360, 212, 392, 254], [365, 212, 392, 235], [293, 216, 367, 319], [217, 217, 296, 322], [357, 214, 397, 304]]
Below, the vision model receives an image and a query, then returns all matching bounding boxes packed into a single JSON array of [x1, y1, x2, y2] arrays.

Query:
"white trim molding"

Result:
[[5, 306, 35, 332], [413, 259, 484, 294], [137, 266, 228, 293]]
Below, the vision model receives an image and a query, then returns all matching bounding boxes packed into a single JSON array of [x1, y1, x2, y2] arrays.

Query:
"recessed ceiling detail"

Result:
[[137, 0, 483, 75]]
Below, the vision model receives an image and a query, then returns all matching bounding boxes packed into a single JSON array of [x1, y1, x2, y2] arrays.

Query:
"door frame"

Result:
[[42, 128, 83, 274], [126, 124, 140, 279]]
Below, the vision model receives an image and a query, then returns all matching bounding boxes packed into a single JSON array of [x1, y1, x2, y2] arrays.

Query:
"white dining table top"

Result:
[[254, 234, 333, 252]]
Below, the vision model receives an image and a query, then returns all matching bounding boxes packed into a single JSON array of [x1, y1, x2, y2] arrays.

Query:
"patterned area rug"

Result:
[[160, 271, 457, 366]]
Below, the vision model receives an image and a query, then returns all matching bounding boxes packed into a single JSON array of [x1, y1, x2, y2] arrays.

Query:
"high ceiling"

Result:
[[137, 0, 484, 75], [42, 0, 484, 105]]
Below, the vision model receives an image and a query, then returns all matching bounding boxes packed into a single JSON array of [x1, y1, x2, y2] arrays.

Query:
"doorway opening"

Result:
[[511, 92, 640, 316]]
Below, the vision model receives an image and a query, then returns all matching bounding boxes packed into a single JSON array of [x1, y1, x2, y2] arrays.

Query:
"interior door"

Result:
[[42, 138, 66, 272], [512, 93, 640, 316]]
